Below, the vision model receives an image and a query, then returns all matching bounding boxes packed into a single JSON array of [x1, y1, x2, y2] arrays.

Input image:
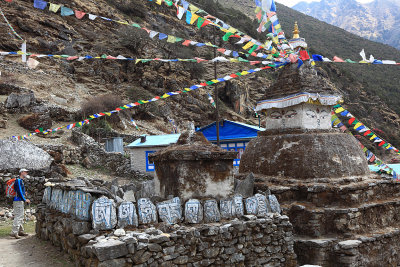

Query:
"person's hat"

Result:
[[19, 168, 29, 173]]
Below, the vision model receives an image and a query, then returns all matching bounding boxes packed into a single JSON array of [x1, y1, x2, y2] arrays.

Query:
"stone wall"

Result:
[[70, 130, 150, 179], [0, 173, 48, 204], [35, 181, 297, 267]]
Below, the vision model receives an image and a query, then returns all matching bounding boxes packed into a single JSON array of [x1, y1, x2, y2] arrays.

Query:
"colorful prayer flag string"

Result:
[[0, 7, 24, 41], [10, 64, 281, 140]]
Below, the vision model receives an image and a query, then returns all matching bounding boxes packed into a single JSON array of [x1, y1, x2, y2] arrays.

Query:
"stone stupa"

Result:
[[238, 23, 400, 266]]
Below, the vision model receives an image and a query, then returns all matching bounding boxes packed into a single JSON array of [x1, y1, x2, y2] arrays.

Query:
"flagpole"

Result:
[[213, 27, 220, 146]]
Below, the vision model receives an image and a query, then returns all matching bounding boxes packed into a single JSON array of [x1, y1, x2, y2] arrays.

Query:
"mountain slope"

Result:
[[0, 0, 399, 160], [221, 0, 400, 157], [293, 0, 400, 50]]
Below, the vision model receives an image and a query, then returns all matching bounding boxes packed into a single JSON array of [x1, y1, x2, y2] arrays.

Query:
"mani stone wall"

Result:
[[35, 185, 297, 267]]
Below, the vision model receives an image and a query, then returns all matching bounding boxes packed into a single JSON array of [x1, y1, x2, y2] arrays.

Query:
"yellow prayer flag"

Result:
[[227, 27, 237, 33], [167, 35, 176, 43], [190, 14, 199, 24], [105, 112, 112, 116], [156, 0, 162, 5], [162, 94, 170, 98], [335, 107, 345, 113], [243, 41, 254, 50], [211, 80, 219, 83], [49, 3, 61, 13], [189, 4, 199, 13], [370, 134, 377, 140], [353, 122, 363, 129], [230, 59, 239, 62], [241, 71, 249, 75], [135, 59, 142, 64]]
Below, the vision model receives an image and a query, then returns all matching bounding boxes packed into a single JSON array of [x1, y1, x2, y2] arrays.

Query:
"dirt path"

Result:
[[0, 235, 73, 267]]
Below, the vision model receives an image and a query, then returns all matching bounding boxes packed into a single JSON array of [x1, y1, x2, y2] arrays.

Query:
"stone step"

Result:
[[294, 227, 400, 267], [282, 198, 400, 237], [263, 176, 400, 208]]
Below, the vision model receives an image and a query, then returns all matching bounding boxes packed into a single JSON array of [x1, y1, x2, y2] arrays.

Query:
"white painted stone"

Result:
[[92, 197, 118, 230], [245, 196, 258, 215], [255, 194, 270, 217], [157, 197, 182, 225], [220, 198, 233, 219], [264, 103, 332, 130], [42, 187, 52, 204], [185, 199, 203, 224], [118, 202, 138, 228], [137, 198, 157, 224], [75, 190, 92, 221], [203, 199, 221, 223], [114, 229, 126, 237], [233, 195, 244, 217]]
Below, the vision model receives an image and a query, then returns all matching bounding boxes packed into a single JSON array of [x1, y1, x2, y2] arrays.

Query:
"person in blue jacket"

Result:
[[10, 169, 31, 239]]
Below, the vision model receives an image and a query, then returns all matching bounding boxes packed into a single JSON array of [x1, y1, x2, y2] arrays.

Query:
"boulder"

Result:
[[5, 91, 35, 108], [0, 140, 53, 172], [17, 113, 52, 131], [234, 173, 254, 198]]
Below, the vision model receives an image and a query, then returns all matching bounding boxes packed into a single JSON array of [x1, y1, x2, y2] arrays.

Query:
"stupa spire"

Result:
[[293, 21, 300, 39]]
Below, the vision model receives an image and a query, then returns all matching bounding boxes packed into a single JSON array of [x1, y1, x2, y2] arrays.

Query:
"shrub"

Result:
[[81, 94, 123, 118], [118, 27, 150, 55]]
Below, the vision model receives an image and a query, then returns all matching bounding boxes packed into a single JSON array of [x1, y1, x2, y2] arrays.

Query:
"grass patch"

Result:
[[0, 220, 36, 238]]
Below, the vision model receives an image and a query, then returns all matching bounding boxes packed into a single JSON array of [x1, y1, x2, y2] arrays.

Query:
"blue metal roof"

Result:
[[127, 134, 181, 148], [197, 120, 265, 142]]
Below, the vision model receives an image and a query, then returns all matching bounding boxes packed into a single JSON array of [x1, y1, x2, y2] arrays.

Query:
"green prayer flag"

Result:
[[345, 59, 356, 63], [197, 17, 205, 29], [222, 32, 234, 41], [248, 45, 259, 54]]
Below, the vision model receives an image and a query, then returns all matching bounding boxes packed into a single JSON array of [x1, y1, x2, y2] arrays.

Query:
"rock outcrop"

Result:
[[0, 139, 53, 172]]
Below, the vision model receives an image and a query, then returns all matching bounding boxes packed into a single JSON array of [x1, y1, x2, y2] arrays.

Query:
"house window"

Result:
[[146, 151, 156, 172], [220, 142, 247, 166]]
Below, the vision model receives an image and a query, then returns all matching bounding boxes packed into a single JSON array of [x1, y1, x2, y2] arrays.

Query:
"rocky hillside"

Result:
[[293, 0, 400, 50], [221, 0, 400, 159], [0, 0, 399, 162]]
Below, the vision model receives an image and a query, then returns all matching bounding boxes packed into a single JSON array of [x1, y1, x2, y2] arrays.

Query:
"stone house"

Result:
[[126, 134, 180, 175]]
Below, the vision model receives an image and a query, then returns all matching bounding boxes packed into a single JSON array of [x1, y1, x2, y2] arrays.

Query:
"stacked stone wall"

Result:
[[35, 183, 297, 267], [0, 173, 47, 204]]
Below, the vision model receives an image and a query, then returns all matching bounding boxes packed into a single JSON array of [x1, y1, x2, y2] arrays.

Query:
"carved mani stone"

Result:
[[268, 194, 281, 214], [92, 197, 117, 230], [75, 190, 92, 221], [185, 199, 203, 224], [42, 187, 52, 204], [255, 193, 270, 217], [245, 196, 259, 215], [118, 202, 139, 228], [204, 199, 221, 223], [220, 198, 234, 219], [137, 198, 158, 225], [233, 195, 244, 217], [157, 197, 182, 225]]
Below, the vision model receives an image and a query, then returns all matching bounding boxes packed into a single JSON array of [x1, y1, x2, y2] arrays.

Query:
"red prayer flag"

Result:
[[75, 10, 86, 19], [378, 141, 385, 147], [200, 20, 211, 28], [348, 117, 356, 125], [364, 130, 372, 136], [333, 56, 345, 62], [182, 40, 191, 46], [299, 50, 310, 61]]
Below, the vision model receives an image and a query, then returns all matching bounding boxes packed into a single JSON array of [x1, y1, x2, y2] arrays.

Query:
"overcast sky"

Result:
[[275, 0, 375, 7]]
